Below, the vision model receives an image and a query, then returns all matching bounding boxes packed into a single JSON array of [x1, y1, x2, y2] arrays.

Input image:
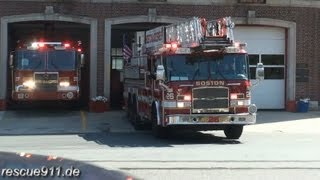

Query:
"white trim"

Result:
[[0, 13, 98, 99]]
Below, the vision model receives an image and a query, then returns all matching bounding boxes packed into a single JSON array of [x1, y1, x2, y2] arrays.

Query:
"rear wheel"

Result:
[[131, 96, 145, 130], [126, 95, 132, 119], [151, 106, 168, 138], [224, 125, 243, 139]]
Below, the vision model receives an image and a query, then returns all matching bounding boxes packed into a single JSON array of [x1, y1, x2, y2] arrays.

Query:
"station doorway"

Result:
[[110, 23, 167, 109], [6, 21, 90, 109]]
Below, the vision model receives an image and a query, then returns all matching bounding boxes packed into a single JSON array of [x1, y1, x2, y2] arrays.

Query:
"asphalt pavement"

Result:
[[0, 110, 319, 180]]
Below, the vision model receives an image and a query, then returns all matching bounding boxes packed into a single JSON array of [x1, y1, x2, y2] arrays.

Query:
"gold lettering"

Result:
[[195, 80, 225, 86]]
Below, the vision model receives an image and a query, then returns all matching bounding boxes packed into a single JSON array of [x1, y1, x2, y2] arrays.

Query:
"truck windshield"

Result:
[[165, 54, 249, 81], [48, 50, 76, 70], [15, 50, 45, 70]]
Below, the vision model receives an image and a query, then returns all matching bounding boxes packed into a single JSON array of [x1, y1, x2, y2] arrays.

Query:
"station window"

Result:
[[111, 48, 124, 70], [249, 54, 285, 80], [248, 54, 259, 79]]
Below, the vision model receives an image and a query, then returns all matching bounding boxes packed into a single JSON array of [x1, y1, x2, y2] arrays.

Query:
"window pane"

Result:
[[48, 50, 76, 70], [118, 48, 124, 56], [264, 67, 284, 79], [111, 57, 124, 70], [250, 67, 256, 79], [248, 54, 259, 65], [116, 59, 123, 70], [112, 48, 116, 56], [261, 55, 284, 65], [112, 60, 116, 69]]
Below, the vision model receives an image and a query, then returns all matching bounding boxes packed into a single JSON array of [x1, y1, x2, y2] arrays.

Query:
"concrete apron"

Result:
[[0, 110, 134, 135]]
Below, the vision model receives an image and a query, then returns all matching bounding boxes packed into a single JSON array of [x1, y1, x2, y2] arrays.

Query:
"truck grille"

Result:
[[192, 87, 229, 113], [34, 73, 58, 91]]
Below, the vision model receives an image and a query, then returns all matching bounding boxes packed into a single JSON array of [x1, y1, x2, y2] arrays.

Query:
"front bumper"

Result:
[[12, 91, 79, 101], [166, 113, 256, 125]]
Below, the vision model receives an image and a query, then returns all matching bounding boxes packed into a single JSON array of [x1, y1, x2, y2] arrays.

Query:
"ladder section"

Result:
[[165, 17, 235, 50], [201, 17, 234, 49]]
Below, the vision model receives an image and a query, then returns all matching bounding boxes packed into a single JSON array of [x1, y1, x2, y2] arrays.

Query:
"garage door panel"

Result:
[[242, 40, 285, 54], [251, 80, 285, 109], [234, 26, 285, 109], [234, 27, 285, 39]]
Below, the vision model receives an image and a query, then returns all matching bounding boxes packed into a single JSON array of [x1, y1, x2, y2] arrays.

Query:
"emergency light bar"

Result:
[[26, 41, 79, 50], [32, 42, 62, 47]]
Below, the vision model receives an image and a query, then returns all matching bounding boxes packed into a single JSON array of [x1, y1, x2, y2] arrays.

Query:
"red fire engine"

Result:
[[9, 41, 84, 101], [123, 17, 264, 139]]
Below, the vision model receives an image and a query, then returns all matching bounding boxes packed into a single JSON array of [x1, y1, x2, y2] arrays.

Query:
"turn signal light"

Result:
[[184, 95, 191, 101], [230, 93, 238, 99], [64, 43, 71, 48]]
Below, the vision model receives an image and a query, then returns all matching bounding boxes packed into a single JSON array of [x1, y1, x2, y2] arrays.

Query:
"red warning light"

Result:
[[165, 44, 171, 49], [77, 48, 82, 52], [171, 43, 178, 49]]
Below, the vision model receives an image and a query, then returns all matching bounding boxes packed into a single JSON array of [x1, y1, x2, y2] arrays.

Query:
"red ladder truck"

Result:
[[123, 17, 264, 139], [9, 41, 85, 102]]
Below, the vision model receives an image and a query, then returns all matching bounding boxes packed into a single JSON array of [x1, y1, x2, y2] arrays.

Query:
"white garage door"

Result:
[[234, 26, 285, 109]]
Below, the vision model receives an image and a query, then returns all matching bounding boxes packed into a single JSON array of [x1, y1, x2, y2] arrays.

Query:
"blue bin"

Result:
[[297, 100, 309, 112]]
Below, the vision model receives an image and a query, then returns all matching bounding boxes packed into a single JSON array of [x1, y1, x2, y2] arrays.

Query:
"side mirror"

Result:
[[9, 54, 13, 67], [256, 63, 264, 80], [156, 65, 165, 81], [80, 54, 85, 67]]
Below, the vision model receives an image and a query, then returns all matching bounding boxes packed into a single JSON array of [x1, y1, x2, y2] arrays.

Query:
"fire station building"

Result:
[[0, 0, 319, 110]]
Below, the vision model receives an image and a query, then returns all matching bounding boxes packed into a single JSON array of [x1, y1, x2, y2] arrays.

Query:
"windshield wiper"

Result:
[[49, 60, 59, 70], [192, 68, 200, 80], [213, 60, 227, 81]]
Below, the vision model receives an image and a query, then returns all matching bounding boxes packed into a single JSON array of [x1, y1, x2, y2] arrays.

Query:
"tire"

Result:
[[126, 96, 131, 118], [133, 114, 146, 131], [130, 96, 145, 130], [224, 125, 243, 139], [151, 105, 168, 138]]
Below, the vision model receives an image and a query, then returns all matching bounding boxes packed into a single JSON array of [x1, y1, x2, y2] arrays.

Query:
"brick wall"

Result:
[[0, 1, 319, 101]]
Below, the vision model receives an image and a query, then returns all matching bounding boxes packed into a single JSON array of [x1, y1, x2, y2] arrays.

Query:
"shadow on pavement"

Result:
[[0, 151, 135, 180], [78, 131, 240, 148], [6, 100, 87, 111], [2, 110, 80, 119]]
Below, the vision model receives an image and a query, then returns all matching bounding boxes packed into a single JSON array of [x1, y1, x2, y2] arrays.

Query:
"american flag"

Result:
[[122, 34, 132, 63]]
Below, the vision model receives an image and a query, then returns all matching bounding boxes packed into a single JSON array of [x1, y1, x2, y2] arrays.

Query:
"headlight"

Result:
[[23, 80, 35, 89], [59, 82, 70, 87], [177, 102, 191, 108]]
